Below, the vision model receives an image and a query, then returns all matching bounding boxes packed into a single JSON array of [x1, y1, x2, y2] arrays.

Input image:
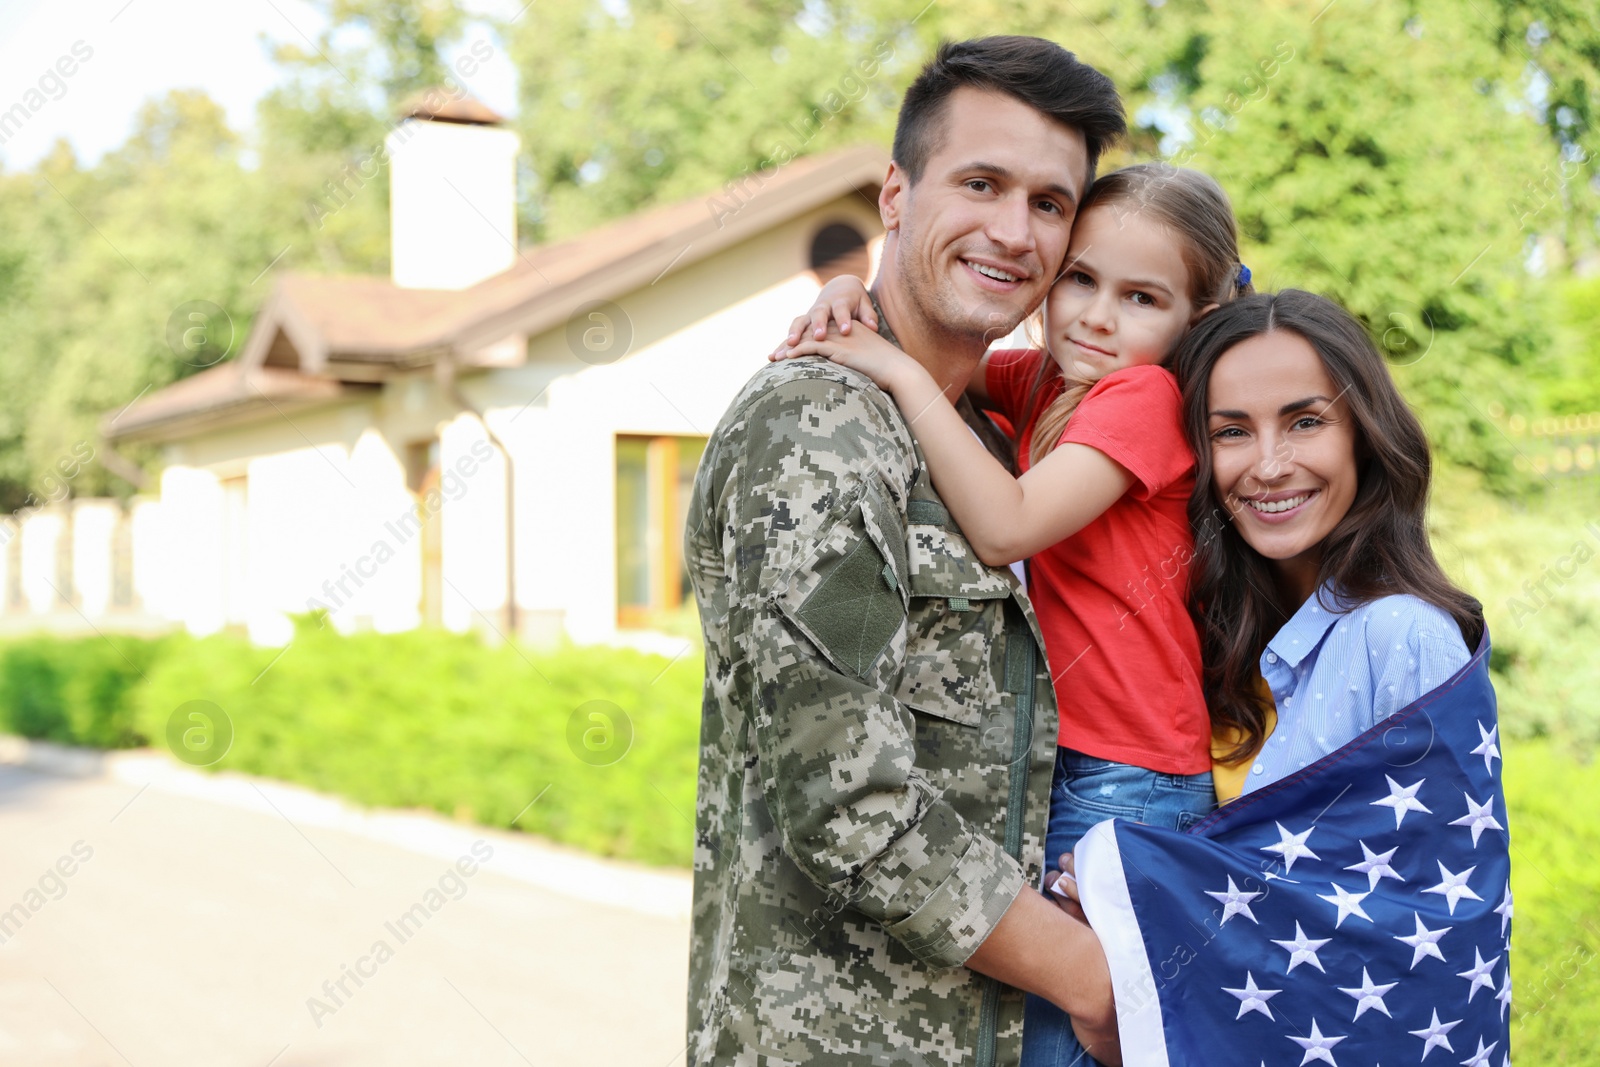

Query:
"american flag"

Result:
[[1077, 633, 1511, 1066]]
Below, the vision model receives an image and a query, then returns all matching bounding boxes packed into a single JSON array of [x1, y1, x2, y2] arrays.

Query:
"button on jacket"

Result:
[[685, 347, 1059, 1066]]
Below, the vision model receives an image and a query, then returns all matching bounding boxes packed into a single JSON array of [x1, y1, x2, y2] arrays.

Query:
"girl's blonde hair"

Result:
[[1024, 163, 1251, 468]]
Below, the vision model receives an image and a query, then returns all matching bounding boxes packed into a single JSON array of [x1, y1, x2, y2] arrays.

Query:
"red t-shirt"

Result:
[[985, 350, 1210, 774]]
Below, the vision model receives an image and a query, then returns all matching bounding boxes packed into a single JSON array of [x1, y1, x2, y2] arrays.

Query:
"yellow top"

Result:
[[1211, 676, 1278, 804]]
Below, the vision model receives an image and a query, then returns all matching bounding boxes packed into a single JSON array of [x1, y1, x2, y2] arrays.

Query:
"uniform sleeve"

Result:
[[1366, 598, 1473, 723], [982, 348, 1045, 427], [1061, 365, 1194, 500], [723, 371, 1025, 968]]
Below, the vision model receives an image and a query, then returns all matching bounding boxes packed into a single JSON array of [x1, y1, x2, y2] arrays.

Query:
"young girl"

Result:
[[776, 163, 1250, 1066]]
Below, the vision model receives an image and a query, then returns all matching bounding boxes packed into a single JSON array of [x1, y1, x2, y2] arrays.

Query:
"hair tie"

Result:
[[1237, 263, 1252, 288]]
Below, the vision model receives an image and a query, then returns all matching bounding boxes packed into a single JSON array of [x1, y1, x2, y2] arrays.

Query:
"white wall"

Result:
[[130, 498, 165, 615], [70, 500, 118, 618], [438, 415, 508, 635], [19, 510, 64, 613], [155, 466, 225, 635]]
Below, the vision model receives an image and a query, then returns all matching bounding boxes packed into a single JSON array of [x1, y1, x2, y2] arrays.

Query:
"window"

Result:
[[808, 222, 869, 284], [616, 434, 706, 629]]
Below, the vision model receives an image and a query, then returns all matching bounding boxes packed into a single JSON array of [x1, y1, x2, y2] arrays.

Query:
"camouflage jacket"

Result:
[[684, 342, 1060, 1066]]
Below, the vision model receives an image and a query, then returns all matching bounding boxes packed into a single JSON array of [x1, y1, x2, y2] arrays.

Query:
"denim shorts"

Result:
[[1020, 747, 1216, 1067]]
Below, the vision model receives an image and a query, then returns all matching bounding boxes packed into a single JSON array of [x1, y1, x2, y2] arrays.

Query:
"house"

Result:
[[98, 95, 888, 650]]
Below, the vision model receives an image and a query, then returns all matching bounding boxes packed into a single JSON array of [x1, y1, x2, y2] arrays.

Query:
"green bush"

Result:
[[129, 618, 703, 867], [0, 623, 702, 866], [1502, 739, 1600, 1061], [1, 620, 1598, 1054], [0, 634, 170, 748]]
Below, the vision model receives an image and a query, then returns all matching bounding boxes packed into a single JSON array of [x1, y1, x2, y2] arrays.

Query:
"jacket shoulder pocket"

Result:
[[773, 477, 908, 679]]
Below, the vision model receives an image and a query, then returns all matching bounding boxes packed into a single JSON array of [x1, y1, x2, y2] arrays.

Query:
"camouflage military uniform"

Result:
[[684, 311, 1060, 1066]]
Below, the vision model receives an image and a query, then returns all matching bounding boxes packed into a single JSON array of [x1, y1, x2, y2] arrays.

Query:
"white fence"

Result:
[[0, 498, 172, 636]]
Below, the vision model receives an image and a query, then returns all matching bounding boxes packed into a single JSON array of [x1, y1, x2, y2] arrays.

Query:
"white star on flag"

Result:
[[1406, 1008, 1461, 1060], [1371, 774, 1432, 829], [1286, 1018, 1345, 1066], [1448, 793, 1504, 847], [1456, 947, 1502, 1002], [1262, 822, 1320, 873], [1336, 967, 1397, 1020], [1495, 969, 1512, 1021], [1494, 882, 1513, 937], [1205, 874, 1263, 926], [1271, 921, 1331, 973], [1317, 882, 1374, 927], [1394, 911, 1451, 969], [1460, 1036, 1499, 1067], [1344, 840, 1405, 890], [1223, 971, 1282, 1020], [1423, 861, 1483, 915], [1470, 720, 1500, 774]]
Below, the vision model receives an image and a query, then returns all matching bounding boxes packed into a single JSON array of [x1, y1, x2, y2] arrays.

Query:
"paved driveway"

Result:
[[0, 755, 690, 1066]]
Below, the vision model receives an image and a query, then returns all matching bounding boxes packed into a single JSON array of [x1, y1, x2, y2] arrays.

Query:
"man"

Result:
[[685, 37, 1126, 1066]]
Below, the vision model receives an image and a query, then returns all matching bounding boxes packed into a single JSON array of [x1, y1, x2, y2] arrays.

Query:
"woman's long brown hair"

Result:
[[1175, 290, 1484, 763], [1023, 163, 1250, 467]]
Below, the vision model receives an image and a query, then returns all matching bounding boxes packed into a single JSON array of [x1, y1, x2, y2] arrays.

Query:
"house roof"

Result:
[[398, 90, 505, 125], [106, 143, 889, 444], [104, 363, 378, 443]]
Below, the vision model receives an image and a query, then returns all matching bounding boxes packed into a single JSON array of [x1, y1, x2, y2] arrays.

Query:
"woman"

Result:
[[1058, 290, 1507, 1066]]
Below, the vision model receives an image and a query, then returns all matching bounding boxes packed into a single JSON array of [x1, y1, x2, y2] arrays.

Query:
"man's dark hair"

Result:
[[892, 36, 1125, 184]]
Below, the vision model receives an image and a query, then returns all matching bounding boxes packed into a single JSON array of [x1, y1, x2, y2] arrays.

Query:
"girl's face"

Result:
[[1205, 330, 1361, 605], [1044, 203, 1207, 379]]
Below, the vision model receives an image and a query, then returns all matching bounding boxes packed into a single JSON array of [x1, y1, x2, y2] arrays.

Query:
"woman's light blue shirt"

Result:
[[1244, 583, 1472, 794]]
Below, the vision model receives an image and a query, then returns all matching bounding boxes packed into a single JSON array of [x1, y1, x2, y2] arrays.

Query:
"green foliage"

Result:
[[0, 89, 390, 513], [129, 621, 703, 867], [0, 634, 170, 747], [1159, 1, 1554, 486], [504, 1, 916, 240], [1476, 0, 1600, 255], [268, 0, 471, 114], [1432, 483, 1600, 752], [1542, 273, 1600, 413], [0, 625, 703, 865], [1501, 739, 1600, 1061]]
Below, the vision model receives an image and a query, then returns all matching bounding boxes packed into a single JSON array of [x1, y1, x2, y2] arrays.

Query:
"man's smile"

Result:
[[960, 256, 1028, 290]]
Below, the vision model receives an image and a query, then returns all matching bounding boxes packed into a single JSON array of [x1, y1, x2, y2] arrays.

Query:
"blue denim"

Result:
[[1019, 748, 1216, 1067]]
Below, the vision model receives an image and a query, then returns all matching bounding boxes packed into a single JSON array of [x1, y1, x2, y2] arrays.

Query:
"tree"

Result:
[[1480, 0, 1600, 261], [1139, 1, 1557, 487], [503, 0, 1579, 488], [265, 0, 470, 118], [502, 1, 918, 240]]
